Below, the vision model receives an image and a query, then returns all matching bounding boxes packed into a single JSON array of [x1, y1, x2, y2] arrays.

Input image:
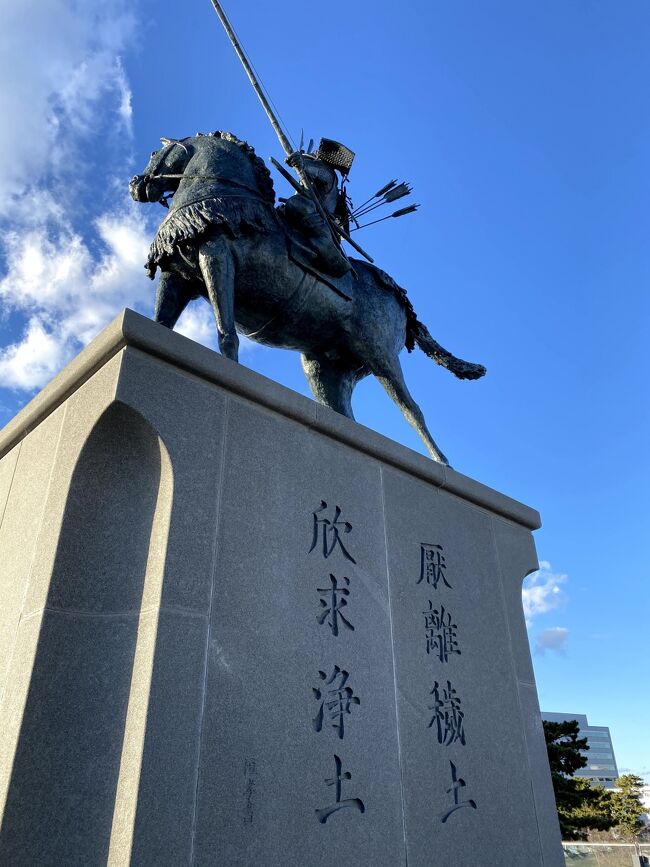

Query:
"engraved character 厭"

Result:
[[417, 543, 451, 589]]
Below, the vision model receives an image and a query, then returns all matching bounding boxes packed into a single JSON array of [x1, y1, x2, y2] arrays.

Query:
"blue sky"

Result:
[[0, 1, 648, 782]]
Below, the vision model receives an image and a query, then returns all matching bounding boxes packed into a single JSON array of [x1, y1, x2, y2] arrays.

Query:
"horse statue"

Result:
[[129, 131, 486, 465]]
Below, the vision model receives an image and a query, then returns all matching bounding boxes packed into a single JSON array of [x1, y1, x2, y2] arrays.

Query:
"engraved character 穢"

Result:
[[428, 680, 466, 746]]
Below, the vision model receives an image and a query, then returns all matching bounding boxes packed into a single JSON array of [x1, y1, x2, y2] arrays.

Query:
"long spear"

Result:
[[207, 0, 373, 263]]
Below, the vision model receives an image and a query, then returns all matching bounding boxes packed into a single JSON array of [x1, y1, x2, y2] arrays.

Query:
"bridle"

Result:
[[146, 173, 265, 207], [142, 140, 265, 208]]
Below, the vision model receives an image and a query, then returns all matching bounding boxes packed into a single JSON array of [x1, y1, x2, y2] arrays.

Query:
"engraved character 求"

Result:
[[317, 574, 354, 636]]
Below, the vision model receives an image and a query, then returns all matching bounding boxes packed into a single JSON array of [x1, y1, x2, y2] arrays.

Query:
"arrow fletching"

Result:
[[391, 204, 419, 218], [383, 182, 412, 203], [374, 179, 398, 197]]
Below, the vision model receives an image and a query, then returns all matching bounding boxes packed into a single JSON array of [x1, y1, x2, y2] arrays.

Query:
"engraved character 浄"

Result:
[[312, 666, 360, 739]]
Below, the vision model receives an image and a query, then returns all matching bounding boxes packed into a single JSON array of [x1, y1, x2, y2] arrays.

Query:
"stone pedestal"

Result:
[[0, 310, 563, 866]]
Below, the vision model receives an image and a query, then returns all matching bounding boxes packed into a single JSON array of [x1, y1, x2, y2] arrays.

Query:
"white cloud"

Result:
[[0, 0, 256, 399], [0, 1, 151, 394], [522, 560, 567, 626], [0, 206, 154, 390], [175, 303, 219, 350], [0, 318, 69, 391], [0, 1, 136, 214], [534, 626, 569, 656]]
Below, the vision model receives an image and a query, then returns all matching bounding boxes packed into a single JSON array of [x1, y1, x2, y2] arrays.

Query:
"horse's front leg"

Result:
[[197, 236, 239, 362], [154, 270, 199, 329]]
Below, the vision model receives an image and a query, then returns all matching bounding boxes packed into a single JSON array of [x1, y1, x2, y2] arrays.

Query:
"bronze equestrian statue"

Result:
[[129, 131, 485, 465]]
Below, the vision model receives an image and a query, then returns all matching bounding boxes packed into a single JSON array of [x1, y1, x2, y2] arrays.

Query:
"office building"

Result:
[[542, 711, 619, 789]]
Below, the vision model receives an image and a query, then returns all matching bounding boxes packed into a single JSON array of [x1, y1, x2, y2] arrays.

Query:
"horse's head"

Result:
[[129, 137, 191, 206]]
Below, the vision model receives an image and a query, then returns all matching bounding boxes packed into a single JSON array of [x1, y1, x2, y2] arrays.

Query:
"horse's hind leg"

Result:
[[154, 270, 197, 328], [198, 236, 239, 361], [373, 353, 449, 465], [301, 354, 367, 419]]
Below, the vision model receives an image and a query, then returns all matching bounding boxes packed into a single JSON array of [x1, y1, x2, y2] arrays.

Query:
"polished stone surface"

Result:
[[0, 311, 561, 866]]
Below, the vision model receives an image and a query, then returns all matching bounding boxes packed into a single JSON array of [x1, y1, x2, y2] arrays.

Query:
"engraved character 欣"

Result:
[[315, 755, 365, 824], [417, 543, 451, 588], [309, 501, 356, 563], [312, 666, 360, 739], [428, 680, 466, 745]]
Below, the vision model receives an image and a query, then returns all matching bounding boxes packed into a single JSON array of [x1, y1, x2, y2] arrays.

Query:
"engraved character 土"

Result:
[[312, 666, 360, 740], [317, 574, 354, 636], [428, 680, 466, 746], [309, 501, 356, 563], [418, 543, 451, 589], [315, 755, 365, 824], [440, 760, 477, 823], [423, 602, 460, 663]]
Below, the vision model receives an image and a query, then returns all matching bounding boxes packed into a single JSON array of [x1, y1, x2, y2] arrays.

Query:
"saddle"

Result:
[[281, 223, 354, 302]]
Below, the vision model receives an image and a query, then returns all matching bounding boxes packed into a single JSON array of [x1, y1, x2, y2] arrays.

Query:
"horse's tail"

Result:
[[414, 322, 486, 380]]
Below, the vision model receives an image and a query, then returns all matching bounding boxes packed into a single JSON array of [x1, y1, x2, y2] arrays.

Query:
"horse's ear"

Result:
[[160, 137, 173, 147]]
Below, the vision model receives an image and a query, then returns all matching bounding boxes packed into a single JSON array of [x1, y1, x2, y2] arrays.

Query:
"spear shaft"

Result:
[[208, 0, 293, 158], [207, 0, 373, 263]]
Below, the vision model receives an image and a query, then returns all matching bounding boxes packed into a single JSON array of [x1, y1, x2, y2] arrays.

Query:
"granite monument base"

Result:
[[0, 310, 563, 866]]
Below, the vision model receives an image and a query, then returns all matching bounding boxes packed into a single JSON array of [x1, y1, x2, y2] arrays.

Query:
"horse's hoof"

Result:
[[219, 334, 240, 362]]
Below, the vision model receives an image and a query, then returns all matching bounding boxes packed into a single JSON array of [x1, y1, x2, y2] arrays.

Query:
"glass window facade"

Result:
[[541, 711, 619, 789]]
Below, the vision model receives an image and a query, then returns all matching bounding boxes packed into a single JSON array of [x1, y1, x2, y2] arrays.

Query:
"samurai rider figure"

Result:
[[282, 138, 355, 278]]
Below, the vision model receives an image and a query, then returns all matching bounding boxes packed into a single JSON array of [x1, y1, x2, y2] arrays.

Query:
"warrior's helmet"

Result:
[[314, 138, 355, 176]]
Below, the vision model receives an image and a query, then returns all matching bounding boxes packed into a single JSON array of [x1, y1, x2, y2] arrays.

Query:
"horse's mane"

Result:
[[199, 131, 275, 205]]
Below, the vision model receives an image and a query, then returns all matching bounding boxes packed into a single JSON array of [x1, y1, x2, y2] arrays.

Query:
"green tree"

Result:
[[543, 719, 615, 840], [610, 774, 645, 839]]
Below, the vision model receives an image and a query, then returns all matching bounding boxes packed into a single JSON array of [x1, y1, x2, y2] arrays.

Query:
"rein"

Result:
[[148, 173, 264, 199]]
